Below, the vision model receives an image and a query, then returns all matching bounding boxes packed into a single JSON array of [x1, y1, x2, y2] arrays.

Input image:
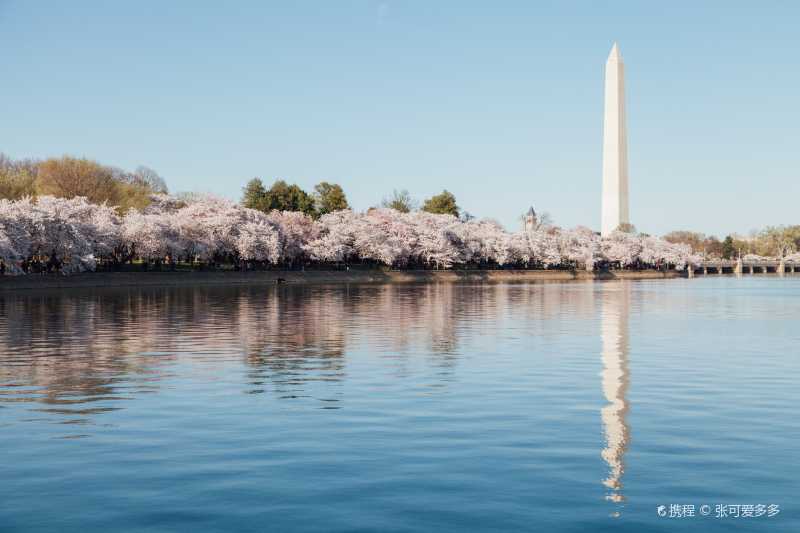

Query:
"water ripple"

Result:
[[0, 279, 798, 532]]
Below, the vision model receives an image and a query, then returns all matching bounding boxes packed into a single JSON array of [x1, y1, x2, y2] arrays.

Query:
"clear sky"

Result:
[[2, 1, 798, 236]]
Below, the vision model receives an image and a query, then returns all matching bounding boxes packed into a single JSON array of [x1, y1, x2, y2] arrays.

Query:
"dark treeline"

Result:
[[2, 152, 461, 219], [241, 177, 460, 219]]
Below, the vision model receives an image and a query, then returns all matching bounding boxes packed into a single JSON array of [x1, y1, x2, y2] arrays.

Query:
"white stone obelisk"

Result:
[[601, 42, 629, 237]]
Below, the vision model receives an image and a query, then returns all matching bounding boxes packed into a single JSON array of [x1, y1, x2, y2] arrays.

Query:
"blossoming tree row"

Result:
[[0, 195, 700, 275]]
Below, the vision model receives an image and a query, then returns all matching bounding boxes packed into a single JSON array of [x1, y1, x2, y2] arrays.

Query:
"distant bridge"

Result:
[[688, 259, 799, 277]]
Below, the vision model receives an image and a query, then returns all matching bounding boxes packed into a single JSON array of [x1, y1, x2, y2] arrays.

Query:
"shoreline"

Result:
[[0, 269, 683, 291]]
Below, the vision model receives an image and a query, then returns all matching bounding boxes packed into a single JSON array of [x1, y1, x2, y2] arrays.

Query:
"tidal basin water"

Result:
[[1, 278, 798, 532]]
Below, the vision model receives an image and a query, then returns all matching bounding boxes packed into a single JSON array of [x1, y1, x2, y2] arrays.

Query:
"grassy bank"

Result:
[[0, 269, 683, 291]]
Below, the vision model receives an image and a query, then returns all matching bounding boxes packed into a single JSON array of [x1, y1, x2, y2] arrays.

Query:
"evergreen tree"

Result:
[[265, 180, 315, 215], [421, 190, 459, 217], [722, 235, 735, 259], [242, 179, 316, 216], [314, 182, 349, 215], [241, 178, 268, 211]]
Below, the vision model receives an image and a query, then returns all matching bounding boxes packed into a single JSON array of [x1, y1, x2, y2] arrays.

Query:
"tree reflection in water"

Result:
[[1, 284, 546, 421], [0, 282, 602, 433]]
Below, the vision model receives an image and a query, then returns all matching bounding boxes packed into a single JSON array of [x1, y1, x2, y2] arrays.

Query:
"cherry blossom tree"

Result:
[[266, 211, 318, 265], [0, 196, 121, 274], [0, 198, 33, 273], [305, 210, 360, 264], [524, 226, 562, 267], [559, 226, 599, 270], [410, 212, 463, 268], [122, 210, 180, 261], [349, 209, 415, 267], [0, 193, 701, 276]]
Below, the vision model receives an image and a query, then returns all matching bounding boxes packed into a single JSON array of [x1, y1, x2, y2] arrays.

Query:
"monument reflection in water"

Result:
[[599, 284, 631, 511]]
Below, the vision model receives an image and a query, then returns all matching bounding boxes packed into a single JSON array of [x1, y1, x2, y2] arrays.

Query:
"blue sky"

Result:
[[1, 1, 798, 236]]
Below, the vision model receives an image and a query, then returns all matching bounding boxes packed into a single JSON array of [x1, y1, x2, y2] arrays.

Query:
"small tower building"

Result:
[[523, 206, 537, 232]]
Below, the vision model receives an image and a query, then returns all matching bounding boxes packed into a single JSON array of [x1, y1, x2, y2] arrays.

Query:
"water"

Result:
[[1, 278, 798, 532]]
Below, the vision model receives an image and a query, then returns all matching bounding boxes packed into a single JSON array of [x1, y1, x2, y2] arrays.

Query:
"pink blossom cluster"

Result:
[[0, 196, 119, 274], [305, 209, 697, 269], [0, 195, 699, 275]]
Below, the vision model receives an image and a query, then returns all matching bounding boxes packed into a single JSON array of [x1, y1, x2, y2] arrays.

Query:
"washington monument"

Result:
[[601, 42, 629, 237]]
